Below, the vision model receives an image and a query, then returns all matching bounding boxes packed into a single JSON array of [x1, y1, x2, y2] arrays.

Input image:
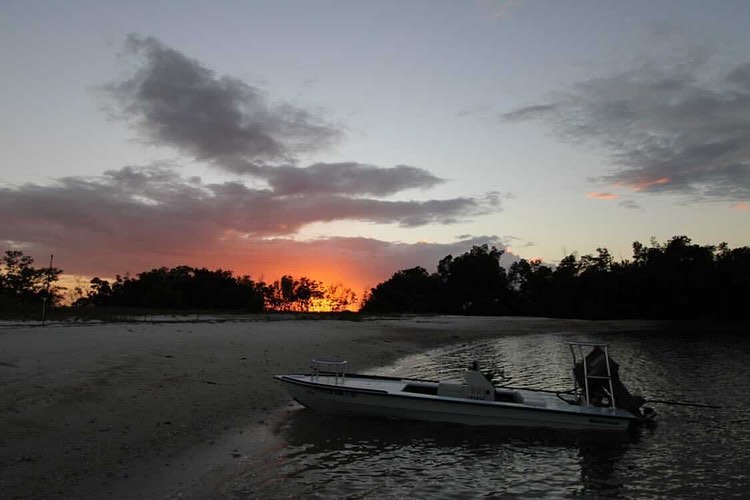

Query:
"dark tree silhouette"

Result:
[[77, 267, 358, 313], [0, 250, 63, 308], [263, 275, 357, 312], [76, 266, 265, 311], [509, 258, 554, 315], [264, 275, 325, 312], [437, 245, 509, 315], [361, 237, 750, 320], [323, 282, 358, 312], [361, 266, 441, 313]]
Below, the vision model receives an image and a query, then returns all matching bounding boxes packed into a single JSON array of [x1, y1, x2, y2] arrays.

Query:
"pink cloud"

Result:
[[586, 192, 619, 200], [631, 177, 671, 192]]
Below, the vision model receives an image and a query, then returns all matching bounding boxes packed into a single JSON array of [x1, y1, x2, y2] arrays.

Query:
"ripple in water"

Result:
[[228, 329, 750, 498]]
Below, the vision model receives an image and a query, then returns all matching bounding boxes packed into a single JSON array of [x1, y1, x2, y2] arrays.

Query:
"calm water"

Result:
[[229, 330, 750, 498]]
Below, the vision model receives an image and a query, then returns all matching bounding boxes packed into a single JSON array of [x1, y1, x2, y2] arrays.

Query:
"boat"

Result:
[[274, 342, 655, 432]]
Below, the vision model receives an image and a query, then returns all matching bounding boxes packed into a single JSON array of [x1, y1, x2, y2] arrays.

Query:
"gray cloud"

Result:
[[618, 199, 641, 210], [262, 162, 443, 196], [103, 35, 447, 197], [502, 104, 558, 122], [104, 34, 339, 171], [502, 58, 750, 201], [0, 166, 499, 257]]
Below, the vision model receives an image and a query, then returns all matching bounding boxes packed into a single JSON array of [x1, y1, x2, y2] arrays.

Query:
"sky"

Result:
[[2, 0, 749, 302]]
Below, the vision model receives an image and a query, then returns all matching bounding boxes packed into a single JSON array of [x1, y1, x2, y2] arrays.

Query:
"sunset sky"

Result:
[[2, 1, 749, 301]]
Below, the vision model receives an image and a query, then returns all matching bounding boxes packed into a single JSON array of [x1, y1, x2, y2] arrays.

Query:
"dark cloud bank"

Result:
[[0, 167, 496, 251], [1, 35, 501, 279], [503, 58, 750, 202]]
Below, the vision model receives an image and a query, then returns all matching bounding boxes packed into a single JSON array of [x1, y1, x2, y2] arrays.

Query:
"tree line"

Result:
[[361, 236, 750, 319], [0, 253, 356, 314], [3, 235, 748, 319]]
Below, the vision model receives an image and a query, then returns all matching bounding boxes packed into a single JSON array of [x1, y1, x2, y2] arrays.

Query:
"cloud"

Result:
[[502, 104, 558, 122], [0, 166, 501, 277], [0, 166, 496, 242], [586, 192, 619, 200], [263, 162, 443, 196], [103, 34, 338, 173], [0, 164, 509, 293], [502, 235, 536, 248], [0, 35, 507, 294], [252, 234, 519, 288], [103, 35, 450, 197], [502, 57, 750, 202], [733, 202, 750, 211], [456, 104, 487, 118], [586, 191, 642, 208], [618, 199, 641, 210]]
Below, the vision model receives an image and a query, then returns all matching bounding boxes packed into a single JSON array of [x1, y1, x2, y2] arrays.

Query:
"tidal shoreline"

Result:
[[0, 315, 662, 498]]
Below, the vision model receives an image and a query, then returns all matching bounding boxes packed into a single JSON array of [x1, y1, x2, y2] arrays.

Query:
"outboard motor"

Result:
[[573, 347, 647, 417]]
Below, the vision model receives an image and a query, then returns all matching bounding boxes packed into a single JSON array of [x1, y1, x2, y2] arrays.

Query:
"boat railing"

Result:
[[568, 342, 617, 410], [311, 357, 347, 385]]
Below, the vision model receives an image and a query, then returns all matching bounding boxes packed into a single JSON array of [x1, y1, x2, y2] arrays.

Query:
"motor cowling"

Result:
[[574, 347, 646, 416]]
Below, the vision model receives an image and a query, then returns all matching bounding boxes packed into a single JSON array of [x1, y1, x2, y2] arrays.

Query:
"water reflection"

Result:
[[244, 410, 639, 498], [228, 328, 750, 498]]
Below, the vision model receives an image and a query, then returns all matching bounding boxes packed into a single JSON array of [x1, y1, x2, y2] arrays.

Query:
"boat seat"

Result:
[[494, 389, 524, 404], [402, 383, 439, 396], [437, 381, 466, 398]]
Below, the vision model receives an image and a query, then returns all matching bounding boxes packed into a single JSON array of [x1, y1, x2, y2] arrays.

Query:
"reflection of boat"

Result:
[[274, 343, 654, 432]]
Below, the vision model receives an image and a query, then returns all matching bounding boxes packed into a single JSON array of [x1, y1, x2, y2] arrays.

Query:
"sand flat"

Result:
[[0, 315, 660, 498]]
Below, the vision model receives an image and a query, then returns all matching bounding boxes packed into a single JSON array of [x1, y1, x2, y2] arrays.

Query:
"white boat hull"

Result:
[[275, 374, 636, 432]]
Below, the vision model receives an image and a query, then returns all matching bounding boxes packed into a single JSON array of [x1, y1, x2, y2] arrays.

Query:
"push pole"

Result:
[[41, 254, 53, 326]]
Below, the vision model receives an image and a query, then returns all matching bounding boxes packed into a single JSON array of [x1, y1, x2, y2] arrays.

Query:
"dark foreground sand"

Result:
[[0, 315, 661, 498]]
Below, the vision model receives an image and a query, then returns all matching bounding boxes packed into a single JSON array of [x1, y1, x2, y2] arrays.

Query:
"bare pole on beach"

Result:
[[41, 254, 53, 326]]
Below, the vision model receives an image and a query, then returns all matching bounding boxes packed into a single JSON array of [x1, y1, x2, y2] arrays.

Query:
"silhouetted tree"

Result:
[[324, 283, 358, 312], [509, 258, 554, 315], [361, 236, 750, 320], [437, 245, 509, 315], [262, 275, 357, 312], [361, 267, 441, 313], [264, 275, 324, 312], [714, 243, 750, 318], [76, 266, 265, 311], [0, 250, 63, 307]]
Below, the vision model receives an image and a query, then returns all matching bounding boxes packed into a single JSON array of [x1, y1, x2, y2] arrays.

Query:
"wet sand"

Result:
[[0, 315, 661, 498]]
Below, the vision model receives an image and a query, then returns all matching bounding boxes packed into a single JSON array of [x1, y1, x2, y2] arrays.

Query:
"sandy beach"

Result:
[[0, 315, 662, 498]]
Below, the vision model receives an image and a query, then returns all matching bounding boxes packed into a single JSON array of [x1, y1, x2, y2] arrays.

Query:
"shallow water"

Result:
[[229, 329, 750, 498]]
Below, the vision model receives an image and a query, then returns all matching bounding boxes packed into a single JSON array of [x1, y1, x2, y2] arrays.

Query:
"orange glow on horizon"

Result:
[[732, 202, 750, 211], [58, 270, 362, 311], [45, 234, 419, 312]]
